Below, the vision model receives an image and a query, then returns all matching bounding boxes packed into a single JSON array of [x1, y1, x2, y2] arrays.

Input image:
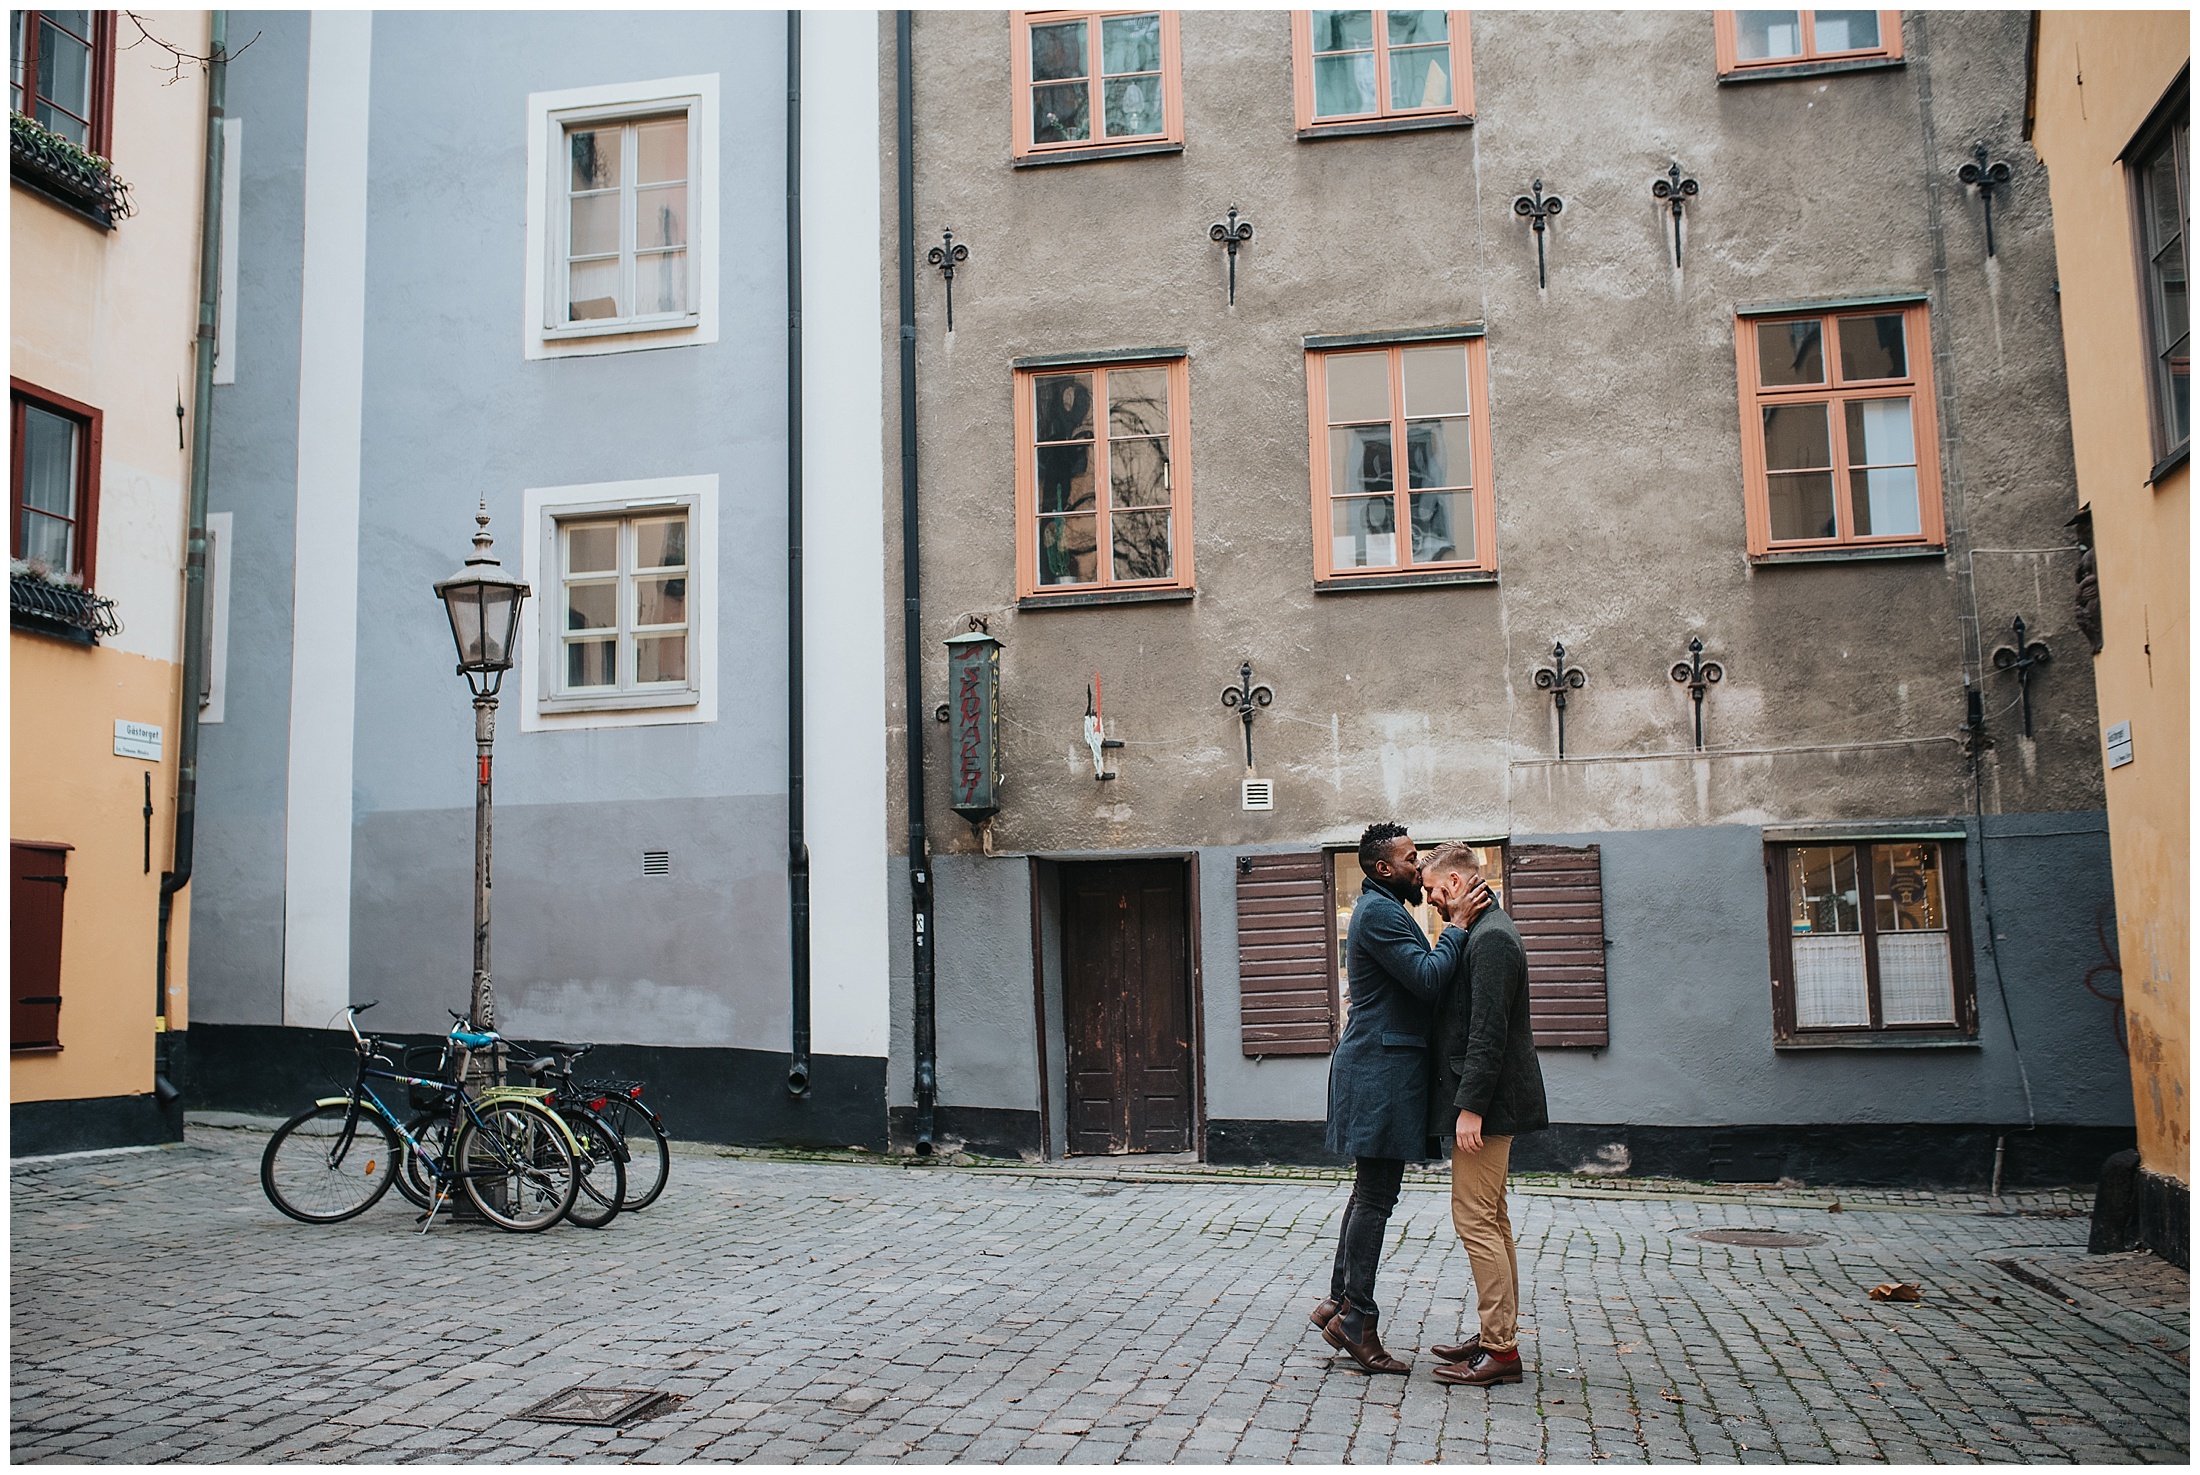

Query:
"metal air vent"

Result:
[[642, 850, 671, 876], [1240, 779, 1274, 812]]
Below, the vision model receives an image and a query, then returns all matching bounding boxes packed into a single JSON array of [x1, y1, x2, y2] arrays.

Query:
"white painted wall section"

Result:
[[801, 8, 891, 1061], [282, 12, 372, 1027]]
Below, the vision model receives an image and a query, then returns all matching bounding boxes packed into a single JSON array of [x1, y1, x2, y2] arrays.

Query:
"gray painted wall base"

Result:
[[12, 1094, 184, 1158], [2088, 1150, 2190, 1268], [888, 1105, 1042, 1160]]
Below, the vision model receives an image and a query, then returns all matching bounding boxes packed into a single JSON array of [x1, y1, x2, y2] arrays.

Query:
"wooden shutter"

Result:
[[1507, 843, 1607, 1047], [12, 842, 68, 1050], [1236, 852, 1336, 1055]]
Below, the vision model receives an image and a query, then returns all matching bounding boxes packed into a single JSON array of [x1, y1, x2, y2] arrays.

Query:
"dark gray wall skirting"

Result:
[[2089, 1149, 2190, 1269], [184, 1024, 887, 1152], [12, 1093, 184, 1157], [889, 1105, 1042, 1160]]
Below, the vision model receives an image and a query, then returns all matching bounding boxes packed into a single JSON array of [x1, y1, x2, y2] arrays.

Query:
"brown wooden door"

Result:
[[12, 843, 68, 1050], [1060, 860, 1193, 1155]]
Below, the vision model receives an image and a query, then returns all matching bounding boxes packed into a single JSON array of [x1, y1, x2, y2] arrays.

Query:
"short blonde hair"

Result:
[[1419, 843, 1483, 883]]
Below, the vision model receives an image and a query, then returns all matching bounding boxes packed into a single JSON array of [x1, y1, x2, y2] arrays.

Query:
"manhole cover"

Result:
[[1689, 1228, 1827, 1248], [516, 1386, 678, 1427]]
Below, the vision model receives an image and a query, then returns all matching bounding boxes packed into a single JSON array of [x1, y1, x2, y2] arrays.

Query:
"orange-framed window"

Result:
[[1009, 11, 1183, 160], [1291, 11, 1474, 131], [1734, 301, 1944, 556], [1306, 336, 1496, 581], [1714, 10, 1902, 75], [1013, 356, 1193, 598]]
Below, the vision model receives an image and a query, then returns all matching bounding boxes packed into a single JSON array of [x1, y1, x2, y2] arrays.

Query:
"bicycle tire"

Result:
[[261, 1103, 401, 1224], [456, 1099, 578, 1232], [599, 1095, 671, 1210], [558, 1104, 627, 1229], [394, 1109, 457, 1211]]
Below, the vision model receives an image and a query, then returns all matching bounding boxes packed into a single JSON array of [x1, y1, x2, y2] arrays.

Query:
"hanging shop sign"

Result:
[[945, 629, 1002, 822]]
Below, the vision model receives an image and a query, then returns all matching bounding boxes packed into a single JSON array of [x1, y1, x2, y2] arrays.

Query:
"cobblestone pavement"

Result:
[[11, 1122, 2188, 1464]]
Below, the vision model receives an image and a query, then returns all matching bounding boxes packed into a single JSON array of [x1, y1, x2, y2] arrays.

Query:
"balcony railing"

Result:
[[11, 572, 121, 644], [10, 112, 133, 230]]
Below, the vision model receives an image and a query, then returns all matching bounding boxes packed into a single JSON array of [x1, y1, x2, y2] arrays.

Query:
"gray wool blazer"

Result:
[[1324, 881, 1470, 1162]]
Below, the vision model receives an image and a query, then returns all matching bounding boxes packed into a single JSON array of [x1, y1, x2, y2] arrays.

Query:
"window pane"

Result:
[[638, 250, 687, 316], [569, 193, 620, 258], [569, 128, 619, 191], [1103, 75, 1163, 137], [19, 405, 78, 518], [1761, 402, 1831, 470], [1794, 936, 1870, 1027], [1099, 14, 1161, 74], [1768, 473, 1837, 541], [565, 581, 615, 631], [566, 523, 616, 573], [1030, 20, 1089, 81], [1035, 373, 1094, 442], [1389, 45, 1452, 110], [1109, 437, 1171, 508], [1757, 320, 1824, 385], [1330, 495, 1397, 568], [1735, 10, 1803, 60], [1036, 444, 1095, 514], [635, 118, 685, 184], [569, 260, 620, 321], [1032, 82, 1090, 144], [1111, 508, 1173, 581], [20, 512, 71, 569], [1409, 491, 1469, 563], [1386, 11, 1450, 46], [636, 185, 686, 249], [1401, 345, 1468, 417], [1844, 396, 1913, 464], [35, 16, 91, 135], [1877, 934, 1955, 1024], [1836, 314, 1907, 380], [1872, 842, 1945, 932], [1845, 398, 1920, 536], [1038, 514, 1098, 585], [635, 517, 686, 569], [636, 634, 687, 684], [1789, 846, 1861, 933], [1107, 368, 1169, 438], [636, 575, 686, 628], [566, 637, 615, 688], [1404, 418, 1471, 489], [1330, 424, 1393, 497], [1812, 9, 1880, 52], [1311, 10, 1375, 52], [1312, 52, 1377, 117], [1325, 351, 1391, 422]]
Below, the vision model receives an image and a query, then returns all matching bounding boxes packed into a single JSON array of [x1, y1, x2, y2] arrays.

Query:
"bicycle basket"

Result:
[[402, 1043, 454, 1111]]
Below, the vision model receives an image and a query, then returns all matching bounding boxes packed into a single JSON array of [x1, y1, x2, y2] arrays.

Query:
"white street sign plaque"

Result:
[[115, 720, 163, 761], [2105, 720, 2134, 770]]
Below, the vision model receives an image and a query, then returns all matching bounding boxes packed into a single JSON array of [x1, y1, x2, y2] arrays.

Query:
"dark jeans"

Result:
[[1327, 1156, 1406, 1336]]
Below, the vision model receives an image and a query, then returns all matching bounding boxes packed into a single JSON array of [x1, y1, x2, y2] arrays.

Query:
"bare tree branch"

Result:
[[118, 12, 259, 87]]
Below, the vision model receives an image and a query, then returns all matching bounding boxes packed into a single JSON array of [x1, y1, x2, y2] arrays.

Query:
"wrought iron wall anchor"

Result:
[[1957, 143, 2014, 258], [1669, 637, 1725, 751], [1512, 179, 1564, 289], [1084, 677, 1125, 780], [1651, 161, 1698, 268], [1990, 616, 2053, 737], [1208, 205, 1254, 305], [1219, 661, 1274, 768], [925, 229, 968, 331], [1533, 642, 1588, 759]]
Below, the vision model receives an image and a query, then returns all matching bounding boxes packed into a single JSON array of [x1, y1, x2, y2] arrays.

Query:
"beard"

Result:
[[1383, 875, 1424, 906]]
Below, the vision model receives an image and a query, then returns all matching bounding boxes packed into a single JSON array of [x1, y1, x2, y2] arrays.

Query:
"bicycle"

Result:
[[573, 1074, 671, 1212], [259, 1002, 580, 1232]]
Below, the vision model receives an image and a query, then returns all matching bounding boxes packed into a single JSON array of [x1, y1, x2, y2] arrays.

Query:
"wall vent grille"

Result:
[[1240, 779, 1274, 811], [642, 850, 671, 876]]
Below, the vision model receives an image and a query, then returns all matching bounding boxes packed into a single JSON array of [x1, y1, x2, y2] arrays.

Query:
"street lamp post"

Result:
[[433, 504, 529, 1044]]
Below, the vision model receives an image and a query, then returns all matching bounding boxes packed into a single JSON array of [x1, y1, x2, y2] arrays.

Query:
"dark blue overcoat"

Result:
[[1324, 881, 1470, 1162]]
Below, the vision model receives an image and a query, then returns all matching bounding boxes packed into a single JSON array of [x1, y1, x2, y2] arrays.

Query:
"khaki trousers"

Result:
[[1449, 1134, 1519, 1352]]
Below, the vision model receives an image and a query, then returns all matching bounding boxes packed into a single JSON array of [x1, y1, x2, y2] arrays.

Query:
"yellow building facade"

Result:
[[2027, 11, 2189, 1264], [11, 11, 212, 1152]]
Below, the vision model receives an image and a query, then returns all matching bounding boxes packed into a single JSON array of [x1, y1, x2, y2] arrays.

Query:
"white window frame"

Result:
[[519, 474, 717, 732], [213, 118, 241, 384], [200, 511, 233, 723], [523, 74, 719, 361]]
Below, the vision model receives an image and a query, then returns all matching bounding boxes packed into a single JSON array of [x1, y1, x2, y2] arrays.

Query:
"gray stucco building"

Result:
[[883, 8, 2134, 1185]]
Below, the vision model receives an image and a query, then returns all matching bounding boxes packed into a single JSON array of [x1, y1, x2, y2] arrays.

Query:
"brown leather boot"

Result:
[[1323, 1311, 1410, 1375], [1430, 1333, 1482, 1363], [1310, 1297, 1341, 1330], [1433, 1347, 1523, 1386]]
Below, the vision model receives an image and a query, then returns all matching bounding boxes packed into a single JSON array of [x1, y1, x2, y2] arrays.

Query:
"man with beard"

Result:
[[1311, 822, 1489, 1375]]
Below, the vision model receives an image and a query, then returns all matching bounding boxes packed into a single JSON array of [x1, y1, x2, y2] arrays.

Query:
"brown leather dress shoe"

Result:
[[1430, 1333, 1482, 1364], [1310, 1297, 1341, 1331], [1323, 1312, 1410, 1375], [1432, 1348, 1523, 1386]]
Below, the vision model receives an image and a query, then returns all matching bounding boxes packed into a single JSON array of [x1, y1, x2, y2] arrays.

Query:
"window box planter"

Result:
[[10, 111, 132, 230], [11, 570, 120, 644]]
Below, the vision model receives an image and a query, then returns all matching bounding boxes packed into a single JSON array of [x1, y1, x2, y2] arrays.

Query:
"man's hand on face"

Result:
[[1456, 1109, 1484, 1154], [1447, 877, 1494, 927]]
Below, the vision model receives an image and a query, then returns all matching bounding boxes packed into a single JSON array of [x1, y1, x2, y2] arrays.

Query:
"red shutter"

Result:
[[1506, 843, 1607, 1048], [1236, 852, 1336, 1056], [12, 842, 68, 1050]]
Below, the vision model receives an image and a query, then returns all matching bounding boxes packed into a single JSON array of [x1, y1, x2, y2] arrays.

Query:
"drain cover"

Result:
[[516, 1386, 678, 1427], [1690, 1228, 1827, 1248]]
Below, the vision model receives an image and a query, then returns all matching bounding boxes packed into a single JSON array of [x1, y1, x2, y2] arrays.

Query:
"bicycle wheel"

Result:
[[600, 1096, 671, 1210], [261, 1103, 400, 1224], [456, 1099, 577, 1232], [394, 1110, 457, 1211], [558, 1105, 627, 1229]]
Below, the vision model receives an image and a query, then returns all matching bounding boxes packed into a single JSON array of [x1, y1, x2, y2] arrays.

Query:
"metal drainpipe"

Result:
[[897, 9, 937, 1154], [156, 9, 227, 1108], [785, 9, 812, 1098]]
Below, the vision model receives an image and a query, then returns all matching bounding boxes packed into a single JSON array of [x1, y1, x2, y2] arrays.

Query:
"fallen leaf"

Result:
[[1869, 1282, 1923, 1302]]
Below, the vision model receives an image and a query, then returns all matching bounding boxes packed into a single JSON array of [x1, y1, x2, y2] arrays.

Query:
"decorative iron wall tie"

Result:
[[1219, 661, 1273, 768], [1651, 161, 1698, 268], [1512, 179, 1564, 289], [1669, 637, 1724, 751], [925, 229, 967, 332], [1208, 205, 1254, 305], [1990, 616, 2052, 737], [1957, 143, 2013, 258], [1533, 642, 1587, 759]]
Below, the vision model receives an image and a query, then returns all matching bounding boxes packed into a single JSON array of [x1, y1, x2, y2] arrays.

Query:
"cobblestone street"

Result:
[[11, 1121, 2188, 1464]]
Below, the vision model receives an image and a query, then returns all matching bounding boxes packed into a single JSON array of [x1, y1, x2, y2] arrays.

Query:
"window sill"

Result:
[[1718, 56, 1906, 86], [2148, 443, 2188, 486], [1750, 544, 1944, 567], [1315, 569, 1498, 594], [538, 688, 700, 716], [1774, 1032, 1977, 1050], [10, 1043, 63, 1055], [1017, 586, 1195, 611], [1296, 113, 1473, 141], [543, 313, 701, 344], [1012, 140, 1184, 169]]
